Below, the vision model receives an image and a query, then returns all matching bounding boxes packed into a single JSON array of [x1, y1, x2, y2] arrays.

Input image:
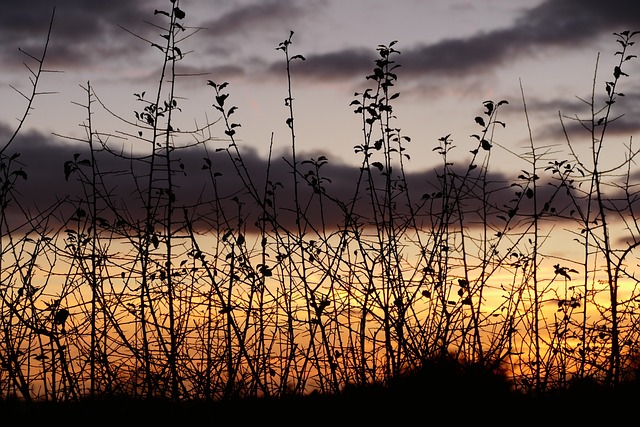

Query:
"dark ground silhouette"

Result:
[[3, 358, 638, 426]]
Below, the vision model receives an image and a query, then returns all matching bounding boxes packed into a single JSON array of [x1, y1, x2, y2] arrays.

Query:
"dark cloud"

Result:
[[1, 122, 631, 235], [0, 0, 163, 69], [0, 0, 325, 79], [265, 0, 640, 82], [4, 0, 638, 84], [198, 0, 327, 60], [201, 0, 313, 38], [509, 92, 640, 142], [268, 48, 374, 81], [517, 0, 640, 45]]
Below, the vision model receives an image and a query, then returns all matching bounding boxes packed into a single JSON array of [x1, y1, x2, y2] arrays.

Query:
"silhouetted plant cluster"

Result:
[[1, 1, 640, 410]]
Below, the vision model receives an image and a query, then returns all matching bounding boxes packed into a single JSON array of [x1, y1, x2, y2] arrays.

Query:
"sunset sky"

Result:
[[4, 1, 640, 407], [1, 0, 639, 235]]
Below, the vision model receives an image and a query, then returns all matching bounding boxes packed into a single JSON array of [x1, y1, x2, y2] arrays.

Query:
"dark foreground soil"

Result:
[[3, 363, 639, 426]]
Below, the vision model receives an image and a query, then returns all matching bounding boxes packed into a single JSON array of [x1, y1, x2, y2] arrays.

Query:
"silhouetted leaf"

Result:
[[215, 94, 228, 107], [219, 306, 233, 314], [554, 263, 572, 280], [12, 169, 27, 180], [54, 308, 69, 325], [483, 101, 494, 116], [371, 162, 383, 171], [614, 66, 628, 79], [173, 7, 186, 19]]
